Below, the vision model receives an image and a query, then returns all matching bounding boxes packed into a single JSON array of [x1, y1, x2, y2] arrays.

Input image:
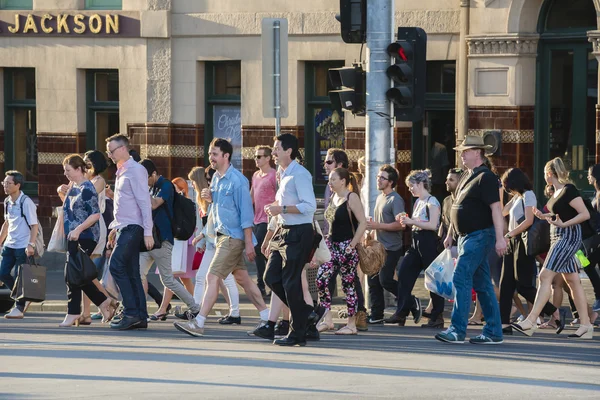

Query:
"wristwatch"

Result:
[[504, 233, 512, 239], [28, 242, 35, 248], [282, 205, 288, 214]]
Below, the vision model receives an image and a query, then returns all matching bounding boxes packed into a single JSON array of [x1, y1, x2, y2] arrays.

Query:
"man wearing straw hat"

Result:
[[435, 135, 506, 345]]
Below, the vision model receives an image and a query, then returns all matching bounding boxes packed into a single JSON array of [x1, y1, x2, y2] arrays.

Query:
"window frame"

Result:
[[0, 0, 33, 10], [85, 0, 122, 10], [86, 69, 120, 151]]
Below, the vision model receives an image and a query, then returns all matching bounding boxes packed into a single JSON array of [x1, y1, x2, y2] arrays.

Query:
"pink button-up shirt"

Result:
[[109, 157, 153, 236]]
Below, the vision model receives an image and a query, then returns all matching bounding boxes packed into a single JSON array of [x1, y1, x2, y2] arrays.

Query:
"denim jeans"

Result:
[[0, 246, 27, 311], [108, 225, 147, 319], [450, 227, 502, 340]]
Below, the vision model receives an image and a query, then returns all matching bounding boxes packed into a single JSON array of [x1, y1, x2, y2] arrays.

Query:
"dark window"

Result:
[[545, 0, 596, 31], [426, 61, 456, 94], [214, 62, 241, 96], [95, 72, 119, 102], [87, 70, 119, 152]]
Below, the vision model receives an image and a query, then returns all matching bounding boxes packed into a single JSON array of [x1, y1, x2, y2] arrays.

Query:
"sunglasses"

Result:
[[324, 160, 335, 165], [254, 155, 267, 160]]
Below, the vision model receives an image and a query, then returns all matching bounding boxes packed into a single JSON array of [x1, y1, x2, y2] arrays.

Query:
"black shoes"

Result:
[[218, 315, 242, 325], [251, 321, 275, 340], [384, 313, 407, 326], [367, 315, 385, 324], [421, 315, 444, 328], [502, 326, 513, 335], [305, 324, 320, 341], [555, 309, 567, 335], [175, 309, 199, 320], [273, 336, 306, 347], [411, 297, 422, 324], [274, 320, 290, 337], [110, 315, 147, 330]]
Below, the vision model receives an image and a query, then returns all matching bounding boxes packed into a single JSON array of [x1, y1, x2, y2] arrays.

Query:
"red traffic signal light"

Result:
[[387, 42, 413, 62]]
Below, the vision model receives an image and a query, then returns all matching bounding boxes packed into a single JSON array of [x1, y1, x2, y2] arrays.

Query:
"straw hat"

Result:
[[453, 135, 493, 152]]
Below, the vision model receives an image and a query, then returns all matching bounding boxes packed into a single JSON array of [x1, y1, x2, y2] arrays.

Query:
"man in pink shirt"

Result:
[[251, 145, 277, 297], [105, 134, 154, 330]]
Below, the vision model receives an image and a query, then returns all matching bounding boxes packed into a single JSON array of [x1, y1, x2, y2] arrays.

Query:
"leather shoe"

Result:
[[273, 335, 306, 347], [305, 324, 320, 341], [251, 321, 275, 340], [218, 315, 242, 325], [307, 311, 320, 326], [110, 315, 145, 330], [384, 313, 406, 325]]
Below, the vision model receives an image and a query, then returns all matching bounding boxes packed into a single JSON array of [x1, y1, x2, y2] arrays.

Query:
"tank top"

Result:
[[325, 196, 359, 243]]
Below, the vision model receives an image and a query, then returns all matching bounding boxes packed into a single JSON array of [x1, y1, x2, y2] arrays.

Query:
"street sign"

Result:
[[261, 18, 288, 121]]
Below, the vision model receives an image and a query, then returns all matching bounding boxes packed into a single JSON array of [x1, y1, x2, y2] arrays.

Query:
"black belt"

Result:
[[281, 223, 312, 229]]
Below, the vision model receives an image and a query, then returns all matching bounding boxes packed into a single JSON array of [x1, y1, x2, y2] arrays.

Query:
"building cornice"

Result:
[[466, 34, 539, 57], [588, 30, 600, 54]]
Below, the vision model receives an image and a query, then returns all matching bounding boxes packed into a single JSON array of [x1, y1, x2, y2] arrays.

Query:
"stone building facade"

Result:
[[1, 0, 599, 228]]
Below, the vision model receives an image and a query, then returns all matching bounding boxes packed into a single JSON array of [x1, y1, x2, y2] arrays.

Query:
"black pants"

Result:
[[66, 239, 107, 315], [396, 230, 445, 319], [368, 248, 403, 319], [500, 237, 556, 324], [265, 223, 314, 339], [327, 268, 366, 312], [253, 222, 268, 290], [584, 251, 600, 300], [147, 282, 163, 306]]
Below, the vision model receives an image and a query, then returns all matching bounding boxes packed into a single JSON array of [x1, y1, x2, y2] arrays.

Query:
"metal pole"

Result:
[[365, 0, 394, 217], [457, 0, 470, 152], [274, 20, 281, 135], [364, 0, 394, 310]]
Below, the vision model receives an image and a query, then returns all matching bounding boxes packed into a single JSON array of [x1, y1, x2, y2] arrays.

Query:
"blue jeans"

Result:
[[108, 225, 147, 319], [450, 227, 502, 340], [0, 246, 27, 311]]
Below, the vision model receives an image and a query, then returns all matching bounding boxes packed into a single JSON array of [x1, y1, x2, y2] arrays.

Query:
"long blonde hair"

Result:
[[545, 157, 571, 185], [188, 166, 209, 214]]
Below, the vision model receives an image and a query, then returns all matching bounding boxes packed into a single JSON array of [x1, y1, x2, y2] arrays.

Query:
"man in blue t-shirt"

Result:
[[139, 159, 199, 320]]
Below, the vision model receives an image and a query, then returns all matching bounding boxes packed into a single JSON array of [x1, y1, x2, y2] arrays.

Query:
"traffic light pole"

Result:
[[273, 20, 282, 135], [364, 0, 394, 218]]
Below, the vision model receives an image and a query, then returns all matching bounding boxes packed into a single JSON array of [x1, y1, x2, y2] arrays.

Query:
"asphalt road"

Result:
[[0, 312, 598, 399]]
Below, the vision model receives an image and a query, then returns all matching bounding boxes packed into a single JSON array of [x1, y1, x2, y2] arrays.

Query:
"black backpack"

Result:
[[581, 198, 600, 240], [165, 182, 196, 241]]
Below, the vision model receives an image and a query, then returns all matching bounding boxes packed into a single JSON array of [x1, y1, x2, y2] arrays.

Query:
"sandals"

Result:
[[335, 325, 358, 335], [149, 312, 168, 322], [77, 315, 92, 326], [511, 318, 537, 337], [467, 320, 483, 326], [317, 321, 334, 332]]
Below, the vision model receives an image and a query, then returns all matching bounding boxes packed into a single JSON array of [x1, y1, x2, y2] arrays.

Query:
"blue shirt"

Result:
[[211, 164, 256, 244], [63, 180, 100, 242], [276, 160, 316, 225], [151, 176, 174, 244]]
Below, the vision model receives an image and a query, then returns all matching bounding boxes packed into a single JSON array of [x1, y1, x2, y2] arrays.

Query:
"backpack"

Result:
[[3, 194, 45, 258], [165, 182, 196, 241], [581, 198, 600, 240]]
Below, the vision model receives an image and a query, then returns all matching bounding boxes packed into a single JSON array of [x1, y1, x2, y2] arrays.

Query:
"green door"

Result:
[[536, 42, 597, 196]]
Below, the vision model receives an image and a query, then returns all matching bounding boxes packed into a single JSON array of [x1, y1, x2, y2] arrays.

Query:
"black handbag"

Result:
[[140, 224, 162, 252], [11, 257, 46, 302], [518, 200, 550, 256], [65, 245, 98, 287]]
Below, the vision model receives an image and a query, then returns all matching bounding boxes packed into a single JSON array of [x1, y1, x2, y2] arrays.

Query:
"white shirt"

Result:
[[276, 161, 316, 225], [4, 192, 38, 249]]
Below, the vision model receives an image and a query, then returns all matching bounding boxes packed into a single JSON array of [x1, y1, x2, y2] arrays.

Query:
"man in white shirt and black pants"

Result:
[[0, 171, 39, 319], [262, 134, 317, 347]]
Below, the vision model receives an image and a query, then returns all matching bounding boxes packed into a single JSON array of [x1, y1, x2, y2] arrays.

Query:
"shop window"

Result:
[[544, 0, 596, 31], [0, 0, 32, 9], [86, 70, 119, 152], [426, 61, 456, 94], [206, 61, 242, 169], [4, 68, 37, 194], [305, 61, 345, 194], [85, 0, 122, 10]]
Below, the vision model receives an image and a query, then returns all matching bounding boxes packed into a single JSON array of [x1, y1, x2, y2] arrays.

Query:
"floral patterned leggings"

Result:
[[316, 238, 360, 317]]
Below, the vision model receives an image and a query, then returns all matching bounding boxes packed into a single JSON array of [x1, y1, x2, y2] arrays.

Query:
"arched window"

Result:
[[541, 0, 596, 32]]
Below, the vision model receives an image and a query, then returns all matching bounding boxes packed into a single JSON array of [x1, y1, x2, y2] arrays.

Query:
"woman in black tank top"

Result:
[[316, 168, 367, 335]]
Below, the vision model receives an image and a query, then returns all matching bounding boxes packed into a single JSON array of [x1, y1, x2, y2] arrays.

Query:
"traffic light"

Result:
[[335, 0, 366, 44], [328, 64, 366, 116], [386, 27, 427, 122]]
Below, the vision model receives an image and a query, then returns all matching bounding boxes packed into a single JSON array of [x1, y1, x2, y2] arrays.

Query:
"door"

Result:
[[537, 43, 598, 195]]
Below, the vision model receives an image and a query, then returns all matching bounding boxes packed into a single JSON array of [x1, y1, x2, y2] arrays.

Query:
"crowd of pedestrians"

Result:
[[1, 133, 598, 344]]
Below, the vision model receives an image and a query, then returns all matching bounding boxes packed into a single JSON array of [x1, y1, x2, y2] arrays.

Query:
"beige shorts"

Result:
[[208, 235, 246, 279]]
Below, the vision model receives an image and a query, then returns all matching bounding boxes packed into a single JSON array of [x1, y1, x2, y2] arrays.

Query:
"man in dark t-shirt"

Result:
[[435, 136, 506, 345]]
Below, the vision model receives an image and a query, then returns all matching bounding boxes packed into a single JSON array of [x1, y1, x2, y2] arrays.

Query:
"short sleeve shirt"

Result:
[[411, 196, 441, 232], [63, 180, 100, 242], [252, 169, 277, 224], [508, 190, 537, 232], [151, 176, 175, 244], [451, 166, 500, 235], [374, 191, 405, 251], [4, 192, 38, 249], [546, 184, 580, 223]]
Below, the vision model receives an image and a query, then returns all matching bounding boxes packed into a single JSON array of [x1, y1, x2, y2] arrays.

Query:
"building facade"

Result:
[[0, 0, 599, 228]]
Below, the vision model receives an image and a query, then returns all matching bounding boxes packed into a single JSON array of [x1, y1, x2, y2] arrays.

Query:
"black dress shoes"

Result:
[[273, 335, 306, 347], [307, 311, 320, 326], [384, 313, 406, 326], [110, 315, 146, 330], [251, 321, 275, 340], [305, 325, 320, 341], [502, 326, 513, 335], [218, 315, 242, 325]]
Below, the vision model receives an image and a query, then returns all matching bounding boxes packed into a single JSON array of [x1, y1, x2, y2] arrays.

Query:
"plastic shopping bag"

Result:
[[101, 259, 120, 301], [424, 249, 456, 300], [171, 239, 188, 275]]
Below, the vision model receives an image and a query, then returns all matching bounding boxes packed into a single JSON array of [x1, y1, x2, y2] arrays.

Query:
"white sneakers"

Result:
[[4, 308, 24, 319]]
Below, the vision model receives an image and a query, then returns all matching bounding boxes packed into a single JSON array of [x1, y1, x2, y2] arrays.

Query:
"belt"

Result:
[[216, 232, 224, 237], [281, 223, 312, 229]]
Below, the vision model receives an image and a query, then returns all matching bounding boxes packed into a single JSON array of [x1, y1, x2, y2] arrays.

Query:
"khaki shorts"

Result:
[[208, 235, 246, 279]]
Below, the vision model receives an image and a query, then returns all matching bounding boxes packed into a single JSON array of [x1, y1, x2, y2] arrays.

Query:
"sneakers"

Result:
[[435, 327, 464, 344], [469, 334, 503, 345], [250, 321, 275, 340], [411, 297, 422, 324], [175, 309, 199, 320], [173, 319, 204, 337], [367, 315, 385, 324], [593, 299, 600, 312], [355, 310, 368, 331], [4, 308, 24, 319]]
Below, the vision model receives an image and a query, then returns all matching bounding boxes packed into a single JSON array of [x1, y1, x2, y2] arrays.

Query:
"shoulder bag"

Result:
[[518, 199, 550, 257], [11, 257, 47, 303], [346, 193, 387, 277]]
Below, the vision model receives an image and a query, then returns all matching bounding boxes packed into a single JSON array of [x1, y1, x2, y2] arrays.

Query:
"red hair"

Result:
[[172, 177, 188, 198]]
